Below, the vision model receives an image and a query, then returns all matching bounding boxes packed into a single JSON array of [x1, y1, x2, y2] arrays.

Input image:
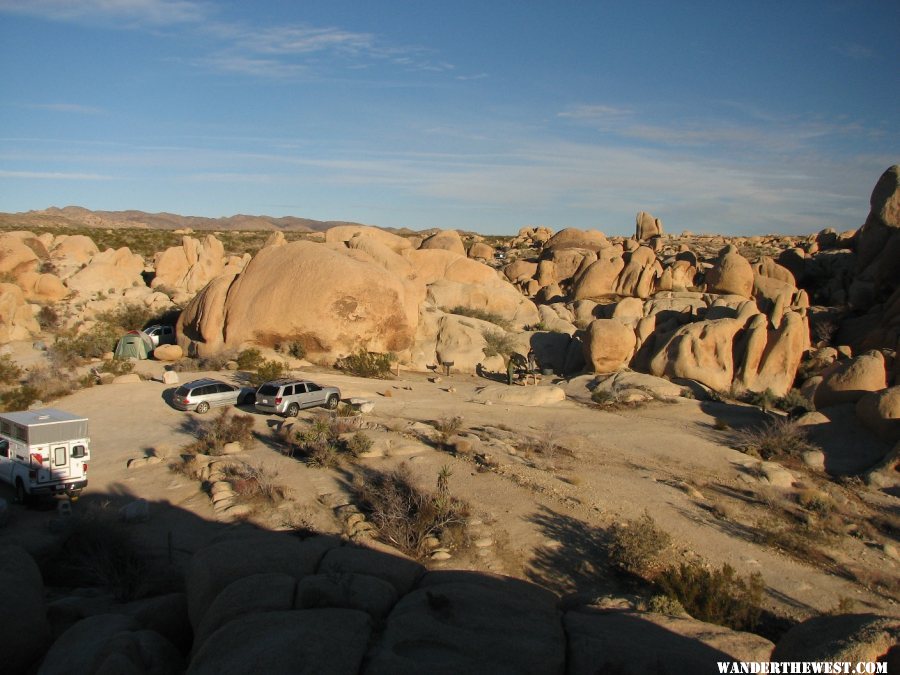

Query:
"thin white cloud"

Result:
[[26, 103, 105, 115], [190, 55, 309, 79], [0, 170, 115, 180], [0, 0, 209, 26], [557, 104, 633, 120], [833, 43, 874, 60]]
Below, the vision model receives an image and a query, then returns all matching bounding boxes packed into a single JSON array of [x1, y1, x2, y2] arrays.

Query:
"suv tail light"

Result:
[[275, 397, 282, 404], [83, 463, 88, 472]]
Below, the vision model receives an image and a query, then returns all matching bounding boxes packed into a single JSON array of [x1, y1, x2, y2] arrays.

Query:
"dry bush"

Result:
[[737, 417, 819, 460], [223, 462, 288, 505], [185, 409, 255, 456], [797, 488, 835, 514], [49, 323, 120, 365], [353, 463, 470, 559], [97, 358, 134, 376], [248, 359, 288, 387], [450, 306, 512, 330], [482, 330, 517, 359], [607, 511, 672, 578], [434, 415, 463, 445], [655, 562, 764, 632], [345, 431, 373, 458]]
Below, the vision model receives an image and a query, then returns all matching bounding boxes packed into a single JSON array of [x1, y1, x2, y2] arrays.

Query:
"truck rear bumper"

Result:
[[32, 480, 87, 496]]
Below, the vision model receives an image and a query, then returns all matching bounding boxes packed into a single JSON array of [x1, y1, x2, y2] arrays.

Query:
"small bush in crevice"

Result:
[[352, 463, 470, 559], [37, 305, 61, 330], [98, 359, 134, 377], [335, 350, 394, 378], [434, 416, 463, 445], [223, 461, 288, 506], [737, 417, 819, 460], [449, 306, 512, 330], [607, 511, 672, 578], [236, 348, 264, 371], [654, 562, 764, 632]]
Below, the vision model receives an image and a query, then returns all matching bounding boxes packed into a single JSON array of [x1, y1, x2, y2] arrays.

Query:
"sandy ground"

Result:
[[1, 359, 897, 624]]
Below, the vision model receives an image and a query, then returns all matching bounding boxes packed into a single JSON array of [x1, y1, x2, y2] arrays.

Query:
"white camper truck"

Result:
[[0, 408, 90, 502]]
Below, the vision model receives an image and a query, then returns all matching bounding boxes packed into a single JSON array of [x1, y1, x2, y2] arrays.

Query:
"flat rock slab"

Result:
[[473, 385, 566, 407]]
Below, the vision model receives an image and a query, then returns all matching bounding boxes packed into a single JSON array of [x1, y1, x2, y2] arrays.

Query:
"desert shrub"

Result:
[[223, 461, 287, 505], [18, 366, 79, 403], [50, 323, 120, 364], [248, 359, 288, 387], [737, 417, 819, 460], [645, 594, 687, 616], [95, 303, 155, 332], [449, 306, 512, 330], [482, 330, 517, 359], [591, 389, 618, 406], [236, 348, 264, 371], [0, 354, 22, 385], [0, 385, 40, 412], [353, 463, 469, 558], [37, 305, 61, 330], [345, 431, 373, 458], [797, 489, 834, 514], [275, 341, 306, 359], [186, 409, 255, 456], [98, 358, 134, 376], [43, 507, 161, 601], [713, 418, 731, 431], [655, 562, 764, 632], [777, 389, 814, 413], [169, 353, 233, 373], [607, 511, 672, 577], [435, 415, 463, 445], [745, 388, 778, 411], [335, 350, 394, 378]]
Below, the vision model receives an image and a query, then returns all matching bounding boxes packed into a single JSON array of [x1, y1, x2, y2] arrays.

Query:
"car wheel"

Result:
[[286, 403, 300, 418], [326, 395, 339, 410], [15, 479, 26, 505], [195, 401, 210, 414]]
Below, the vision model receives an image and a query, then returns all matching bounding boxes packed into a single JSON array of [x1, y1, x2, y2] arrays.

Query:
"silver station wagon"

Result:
[[255, 378, 341, 417], [172, 378, 255, 414]]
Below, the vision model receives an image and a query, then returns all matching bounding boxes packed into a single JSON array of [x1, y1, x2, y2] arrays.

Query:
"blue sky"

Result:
[[0, 1, 897, 236]]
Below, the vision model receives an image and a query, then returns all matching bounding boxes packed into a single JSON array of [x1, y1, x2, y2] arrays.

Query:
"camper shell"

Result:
[[0, 408, 90, 501]]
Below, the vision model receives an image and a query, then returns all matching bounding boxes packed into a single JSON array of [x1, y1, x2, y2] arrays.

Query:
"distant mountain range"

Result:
[[0, 206, 411, 234]]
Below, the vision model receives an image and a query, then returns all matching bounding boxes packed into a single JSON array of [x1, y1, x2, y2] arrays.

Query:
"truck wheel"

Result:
[[195, 401, 210, 414], [327, 395, 339, 410], [15, 479, 26, 505]]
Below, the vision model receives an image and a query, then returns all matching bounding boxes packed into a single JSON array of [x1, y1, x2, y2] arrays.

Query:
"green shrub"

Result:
[[98, 359, 134, 376], [777, 389, 814, 413], [0, 354, 22, 385], [50, 323, 120, 364], [655, 562, 764, 632], [448, 306, 512, 330], [345, 431, 374, 457], [482, 330, 517, 359], [95, 303, 155, 332], [608, 511, 672, 577], [0, 385, 40, 412], [335, 350, 394, 378], [236, 348, 264, 371], [248, 359, 287, 387], [746, 388, 778, 411]]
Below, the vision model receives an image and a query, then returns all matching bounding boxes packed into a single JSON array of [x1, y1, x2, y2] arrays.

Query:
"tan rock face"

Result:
[[635, 211, 663, 240], [815, 350, 888, 409], [154, 344, 184, 361], [467, 242, 494, 260], [583, 319, 636, 373], [572, 254, 625, 300], [178, 241, 419, 360], [544, 227, 609, 252], [49, 234, 100, 267], [325, 224, 412, 254], [0, 234, 39, 277], [649, 318, 745, 392], [0, 283, 40, 342], [419, 229, 466, 256], [16, 271, 68, 303], [855, 386, 900, 442], [153, 235, 229, 294], [705, 248, 754, 298]]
